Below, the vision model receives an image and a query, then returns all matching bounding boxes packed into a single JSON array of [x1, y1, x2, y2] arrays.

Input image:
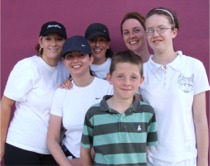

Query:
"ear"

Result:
[[139, 76, 145, 87], [39, 37, 43, 47], [106, 73, 113, 85], [172, 28, 178, 39], [89, 55, 94, 64]]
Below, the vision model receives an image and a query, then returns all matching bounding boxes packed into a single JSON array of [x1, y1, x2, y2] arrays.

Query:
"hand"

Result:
[[59, 78, 73, 89], [69, 158, 82, 166]]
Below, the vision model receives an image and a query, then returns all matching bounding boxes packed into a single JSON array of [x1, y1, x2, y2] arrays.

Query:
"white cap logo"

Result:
[[47, 24, 61, 29]]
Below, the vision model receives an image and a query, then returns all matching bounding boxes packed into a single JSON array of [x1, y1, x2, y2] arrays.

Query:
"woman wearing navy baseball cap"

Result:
[[47, 35, 113, 166], [1, 21, 69, 165]]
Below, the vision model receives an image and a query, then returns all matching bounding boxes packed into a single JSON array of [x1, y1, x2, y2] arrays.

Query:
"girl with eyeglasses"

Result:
[[140, 7, 209, 166]]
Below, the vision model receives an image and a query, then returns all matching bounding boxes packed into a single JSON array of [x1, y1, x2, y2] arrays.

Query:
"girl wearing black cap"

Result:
[[0, 21, 69, 165]]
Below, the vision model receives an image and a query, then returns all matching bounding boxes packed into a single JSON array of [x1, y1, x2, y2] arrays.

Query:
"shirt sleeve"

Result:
[[4, 60, 35, 102]]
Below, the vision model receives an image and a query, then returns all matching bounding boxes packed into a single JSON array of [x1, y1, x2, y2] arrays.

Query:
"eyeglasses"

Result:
[[145, 27, 173, 36]]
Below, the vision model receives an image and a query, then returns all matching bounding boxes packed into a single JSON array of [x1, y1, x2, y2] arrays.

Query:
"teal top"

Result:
[[81, 95, 157, 166]]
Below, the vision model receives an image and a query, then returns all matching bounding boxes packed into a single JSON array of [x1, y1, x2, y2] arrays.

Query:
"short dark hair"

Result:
[[110, 50, 143, 76]]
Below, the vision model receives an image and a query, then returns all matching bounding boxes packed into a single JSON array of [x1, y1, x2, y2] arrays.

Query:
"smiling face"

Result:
[[63, 51, 93, 77], [88, 36, 110, 65], [145, 14, 177, 54], [107, 62, 144, 100], [39, 33, 65, 65], [122, 18, 147, 54]]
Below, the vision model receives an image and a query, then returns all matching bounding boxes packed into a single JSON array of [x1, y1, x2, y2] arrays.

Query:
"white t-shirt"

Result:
[[140, 51, 210, 162], [50, 77, 113, 158], [4, 55, 69, 154], [90, 58, 111, 80]]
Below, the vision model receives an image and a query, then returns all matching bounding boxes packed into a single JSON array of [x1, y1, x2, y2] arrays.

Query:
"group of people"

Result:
[[1, 6, 209, 166]]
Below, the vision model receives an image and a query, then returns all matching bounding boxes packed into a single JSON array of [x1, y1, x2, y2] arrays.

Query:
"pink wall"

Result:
[[1, 0, 210, 163]]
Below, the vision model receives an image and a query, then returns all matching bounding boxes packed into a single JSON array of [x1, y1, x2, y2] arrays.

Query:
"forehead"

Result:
[[115, 62, 141, 72], [122, 18, 144, 30], [145, 14, 171, 27]]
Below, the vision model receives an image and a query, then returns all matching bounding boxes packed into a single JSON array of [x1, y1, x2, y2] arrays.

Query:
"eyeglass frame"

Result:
[[145, 27, 174, 36]]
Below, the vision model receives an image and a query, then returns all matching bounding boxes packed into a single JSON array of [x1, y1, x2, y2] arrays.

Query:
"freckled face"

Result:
[[107, 62, 144, 99]]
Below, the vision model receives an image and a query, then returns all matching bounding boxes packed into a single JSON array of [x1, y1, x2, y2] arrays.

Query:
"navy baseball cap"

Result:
[[85, 23, 110, 41], [39, 21, 67, 39], [61, 35, 91, 57]]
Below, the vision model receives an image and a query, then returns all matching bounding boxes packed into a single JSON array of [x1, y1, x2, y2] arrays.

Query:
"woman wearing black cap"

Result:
[[47, 35, 113, 166], [0, 21, 69, 165], [85, 23, 113, 80]]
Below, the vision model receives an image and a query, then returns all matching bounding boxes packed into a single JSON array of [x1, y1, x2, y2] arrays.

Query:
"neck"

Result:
[[134, 46, 150, 63], [93, 57, 107, 65], [153, 50, 177, 65], [72, 74, 94, 87], [41, 55, 59, 67], [107, 96, 134, 113]]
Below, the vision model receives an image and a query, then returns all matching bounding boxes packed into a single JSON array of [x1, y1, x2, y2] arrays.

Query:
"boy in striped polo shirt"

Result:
[[80, 50, 157, 166]]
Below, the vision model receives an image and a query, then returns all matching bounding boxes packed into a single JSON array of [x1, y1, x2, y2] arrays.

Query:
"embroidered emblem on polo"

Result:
[[81, 44, 86, 47], [137, 125, 141, 131], [95, 97, 100, 100], [178, 73, 194, 93]]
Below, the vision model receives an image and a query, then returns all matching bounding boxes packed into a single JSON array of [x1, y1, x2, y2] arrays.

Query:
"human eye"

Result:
[[145, 29, 154, 34], [55, 36, 64, 41], [65, 53, 73, 60], [44, 36, 51, 41], [123, 31, 129, 36], [157, 27, 167, 33], [78, 52, 85, 58], [133, 28, 141, 34]]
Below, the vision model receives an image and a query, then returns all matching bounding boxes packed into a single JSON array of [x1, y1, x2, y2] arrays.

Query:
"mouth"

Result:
[[93, 48, 103, 53], [128, 40, 138, 45], [71, 64, 82, 69]]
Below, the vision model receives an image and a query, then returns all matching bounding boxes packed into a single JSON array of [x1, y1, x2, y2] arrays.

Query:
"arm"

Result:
[[192, 92, 209, 166], [80, 146, 93, 166], [0, 96, 15, 161], [47, 114, 72, 166]]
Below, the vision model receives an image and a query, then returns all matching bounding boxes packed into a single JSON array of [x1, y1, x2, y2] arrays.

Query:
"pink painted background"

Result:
[[1, 0, 209, 164]]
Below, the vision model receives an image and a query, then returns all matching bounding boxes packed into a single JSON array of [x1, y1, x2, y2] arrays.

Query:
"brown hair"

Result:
[[120, 11, 146, 34], [110, 50, 143, 76], [145, 7, 179, 30]]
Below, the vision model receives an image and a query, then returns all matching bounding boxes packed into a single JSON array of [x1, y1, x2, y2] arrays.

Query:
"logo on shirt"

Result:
[[178, 73, 194, 93], [137, 125, 141, 131], [95, 97, 100, 100]]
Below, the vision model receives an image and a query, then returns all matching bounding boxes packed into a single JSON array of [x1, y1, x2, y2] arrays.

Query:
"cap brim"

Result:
[[42, 29, 67, 38], [86, 32, 110, 40]]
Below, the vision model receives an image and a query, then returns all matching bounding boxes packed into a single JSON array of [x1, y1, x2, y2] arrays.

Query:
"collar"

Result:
[[147, 51, 183, 73], [100, 95, 141, 115]]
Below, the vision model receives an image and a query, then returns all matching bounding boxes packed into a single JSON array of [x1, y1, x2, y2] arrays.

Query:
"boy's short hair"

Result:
[[110, 50, 143, 76]]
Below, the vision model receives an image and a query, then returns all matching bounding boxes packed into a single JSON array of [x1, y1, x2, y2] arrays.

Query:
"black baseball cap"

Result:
[[85, 23, 110, 41], [39, 21, 67, 39], [61, 35, 91, 57]]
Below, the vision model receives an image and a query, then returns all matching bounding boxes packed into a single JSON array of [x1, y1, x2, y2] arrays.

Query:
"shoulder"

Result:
[[177, 51, 203, 66], [139, 101, 155, 114]]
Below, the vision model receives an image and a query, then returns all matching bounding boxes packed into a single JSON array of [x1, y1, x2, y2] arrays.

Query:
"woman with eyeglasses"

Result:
[[140, 7, 209, 166]]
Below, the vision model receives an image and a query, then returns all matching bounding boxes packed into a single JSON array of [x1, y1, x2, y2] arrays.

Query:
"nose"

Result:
[[152, 30, 159, 37], [124, 78, 131, 86]]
